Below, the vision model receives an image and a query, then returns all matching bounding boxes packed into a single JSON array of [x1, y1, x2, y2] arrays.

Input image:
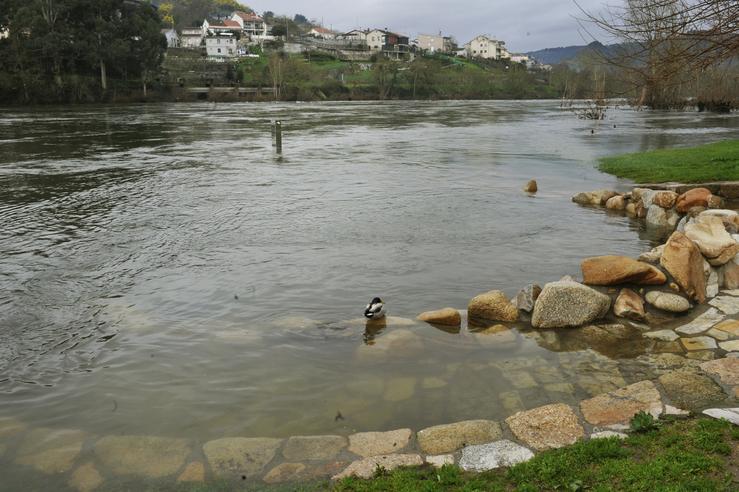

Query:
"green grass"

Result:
[[598, 139, 739, 183], [333, 417, 738, 492]]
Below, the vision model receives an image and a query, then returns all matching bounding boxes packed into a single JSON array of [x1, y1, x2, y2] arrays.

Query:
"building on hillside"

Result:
[[230, 11, 268, 38], [205, 32, 237, 59], [181, 27, 204, 48], [308, 26, 336, 39], [365, 29, 412, 59], [203, 19, 242, 36], [464, 35, 508, 60], [338, 29, 369, 43], [416, 33, 454, 54], [161, 28, 180, 48]]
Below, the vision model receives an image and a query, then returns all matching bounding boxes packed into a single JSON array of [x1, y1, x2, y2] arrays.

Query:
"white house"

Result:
[[417, 33, 453, 53], [181, 27, 204, 48], [464, 35, 507, 60], [203, 19, 242, 35], [308, 26, 336, 39], [205, 33, 237, 59], [366, 29, 387, 52], [161, 28, 180, 48], [231, 11, 268, 37], [338, 29, 369, 43]]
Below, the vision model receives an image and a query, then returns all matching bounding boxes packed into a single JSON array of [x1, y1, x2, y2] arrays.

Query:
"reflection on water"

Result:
[[0, 101, 737, 441]]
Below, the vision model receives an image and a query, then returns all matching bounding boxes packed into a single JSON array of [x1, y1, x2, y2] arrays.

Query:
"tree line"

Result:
[[0, 0, 166, 104]]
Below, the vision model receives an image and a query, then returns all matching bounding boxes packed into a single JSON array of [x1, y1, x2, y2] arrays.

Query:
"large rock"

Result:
[[417, 308, 461, 326], [581, 256, 666, 286], [645, 291, 691, 313], [614, 288, 646, 320], [660, 232, 707, 303], [720, 255, 739, 289], [347, 429, 412, 457], [524, 180, 538, 193], [95, 435, 191, 479], [658, 370, 726, 412], [580, 380, 663, 426], [515, 284, 542, 313], [699, 209, 739, 232], [332, 454, 423, 480], [468, 290, 518, 322], [605, 195, 626, 210], [572, 189, 618, 206], [282, 435, 347, 461], [458, 440, 534, 471], [646, 205, 680, 230], [638, 245, 665, 264], [676, 188, 712, 213], [531, 281, 611, 328], [652, 191, 678, 209], [685, 216, 739, 266], [202, 437, 282, 478], [416, 420, 501, 455], [505, 404, 584, 451]]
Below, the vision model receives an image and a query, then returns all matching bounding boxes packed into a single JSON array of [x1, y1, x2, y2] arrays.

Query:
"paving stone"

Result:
[[425, 454, 455, 468], [282, 435, 347, 461], [68, 462, 103, 492], [580, 380, 663, 426], [721, 290, 739, 296], [458, 440, 534, 471], [708, 328, 731, 341], [719, 340, 739, 352], [700, 357, 739, 385], [712, 320, 739, 338], [332, 454, 423, 479], [675, 309, 724, 335], [544, 382, 575, 394], [709, 296, 739, 315], [348, 429, 412, 457], [203, 437, 282, 478], [681, 336, 718, 351], [417, 420, 502, 455], [16, 428, 87, 474], [383, 377, 416, 402], [686, 350, 718, 361], [505, 403, 585, 451], [177, 461, 205, 483], [664, 405, 690, 416], [0, 417, 26, 439], [504, 371, 538, 389], [421, 377, 448, 389], [95, 435, 191, 479], [702, 408, 739, 425], [644, 330, 679, 342], [263, 462, 307, 484], [590, 431, 627, 440], [658, 370, 727, 412], [500, 391, 525, 413]]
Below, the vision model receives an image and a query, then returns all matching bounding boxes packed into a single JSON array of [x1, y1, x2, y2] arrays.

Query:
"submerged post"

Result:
[[275, 120, 282, 154]]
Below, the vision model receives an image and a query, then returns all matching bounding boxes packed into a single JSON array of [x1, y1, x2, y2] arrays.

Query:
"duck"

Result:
[[364, 297, 386, 320]]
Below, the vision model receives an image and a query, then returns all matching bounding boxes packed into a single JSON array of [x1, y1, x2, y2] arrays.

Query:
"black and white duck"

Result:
[[364, 297, 386, 320]]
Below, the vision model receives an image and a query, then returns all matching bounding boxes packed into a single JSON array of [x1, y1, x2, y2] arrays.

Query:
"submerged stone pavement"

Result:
[[0, 349, 737, 490]]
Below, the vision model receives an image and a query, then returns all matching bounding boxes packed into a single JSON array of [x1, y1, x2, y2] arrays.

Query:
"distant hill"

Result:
[[526, 41, 614, 65]]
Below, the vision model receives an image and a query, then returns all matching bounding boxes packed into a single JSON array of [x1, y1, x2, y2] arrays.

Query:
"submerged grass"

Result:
[[598, 139, 739, 183]]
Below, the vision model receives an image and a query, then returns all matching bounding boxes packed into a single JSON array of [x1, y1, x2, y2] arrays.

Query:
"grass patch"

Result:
[[333, 417, 737, 492], [598, 140, 739, 183]]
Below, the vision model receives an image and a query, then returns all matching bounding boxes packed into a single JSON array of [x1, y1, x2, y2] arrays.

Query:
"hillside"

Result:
[[526, 41, 613, 65]]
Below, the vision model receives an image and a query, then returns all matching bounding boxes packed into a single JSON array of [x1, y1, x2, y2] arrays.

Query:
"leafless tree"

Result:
[[578, 0, 738, 109]]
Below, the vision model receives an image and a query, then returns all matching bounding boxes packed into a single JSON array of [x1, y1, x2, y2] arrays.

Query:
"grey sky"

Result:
[[246, 0, 607, 52]]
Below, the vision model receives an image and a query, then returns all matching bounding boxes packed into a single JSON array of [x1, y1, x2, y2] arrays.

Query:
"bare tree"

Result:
[[578, 0, 739, 109]]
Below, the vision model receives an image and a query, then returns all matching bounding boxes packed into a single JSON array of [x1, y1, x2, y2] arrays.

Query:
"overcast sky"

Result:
[[247, 0, 608, 52]]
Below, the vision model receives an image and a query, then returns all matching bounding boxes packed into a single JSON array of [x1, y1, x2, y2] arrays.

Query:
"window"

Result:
[[217, 48, 221, 53]]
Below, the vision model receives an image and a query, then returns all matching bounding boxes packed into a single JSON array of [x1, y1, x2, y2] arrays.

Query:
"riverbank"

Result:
[[333, 416, 739, 492], [598, 140, 739, 184]]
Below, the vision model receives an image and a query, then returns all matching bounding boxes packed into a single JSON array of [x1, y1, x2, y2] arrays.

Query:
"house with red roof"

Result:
[[230, 11, 268, 38]]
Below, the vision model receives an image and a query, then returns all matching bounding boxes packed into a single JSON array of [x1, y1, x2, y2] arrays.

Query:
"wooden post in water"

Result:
[[274, 120, 282, 154]]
